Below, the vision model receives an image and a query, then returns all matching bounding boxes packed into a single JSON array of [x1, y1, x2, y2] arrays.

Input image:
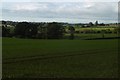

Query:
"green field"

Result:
[[2, 38, 118, 78]]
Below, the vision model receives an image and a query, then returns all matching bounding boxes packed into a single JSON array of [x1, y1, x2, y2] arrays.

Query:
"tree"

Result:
[[46, 22, 65, 39], [89, 22, 94, 27], [14, 22, 38, 38], [2, 21, 7, 25], [95, 21, 98, 26], [2, 21, 10, 37], [99, 23, 105, 26], [2, 25, 10, 37], [68, 26, 75, 40]]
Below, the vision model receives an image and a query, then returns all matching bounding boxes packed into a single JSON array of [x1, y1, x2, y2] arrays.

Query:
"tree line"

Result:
[[2, 21, 75, 39], [2, 21, 119, 39]]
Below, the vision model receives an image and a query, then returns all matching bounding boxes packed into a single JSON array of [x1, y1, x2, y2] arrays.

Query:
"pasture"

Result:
[[2, 38, 118, 78]]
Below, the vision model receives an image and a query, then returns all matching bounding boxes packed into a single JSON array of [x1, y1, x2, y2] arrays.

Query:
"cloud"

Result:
[[14, 3, 39, 11], [9, 3, 48, 11], [2, 0, 119, 2], [2, 2, 118, 23]]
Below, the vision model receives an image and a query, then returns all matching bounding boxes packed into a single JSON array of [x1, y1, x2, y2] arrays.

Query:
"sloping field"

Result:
[[2, 38, 118, 78]]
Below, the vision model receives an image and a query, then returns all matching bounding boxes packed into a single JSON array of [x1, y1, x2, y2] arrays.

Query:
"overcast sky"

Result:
[[1, 0, 118, 23]]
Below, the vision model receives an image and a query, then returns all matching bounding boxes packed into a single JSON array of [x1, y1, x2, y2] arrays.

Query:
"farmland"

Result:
[[1, 1, 119, 79], [2, 38, 118, 78], [64, 33, 119, 40]]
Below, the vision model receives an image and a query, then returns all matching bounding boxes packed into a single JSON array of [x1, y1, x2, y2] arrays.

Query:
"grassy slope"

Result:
[[2, 38, 118, 78]]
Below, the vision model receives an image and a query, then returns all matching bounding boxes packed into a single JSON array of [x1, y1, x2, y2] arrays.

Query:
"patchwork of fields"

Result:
[[2, 38, 118, 78]]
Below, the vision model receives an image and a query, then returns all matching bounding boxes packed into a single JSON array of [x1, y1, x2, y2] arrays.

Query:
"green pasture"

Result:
[[2, 38, 118, 78]]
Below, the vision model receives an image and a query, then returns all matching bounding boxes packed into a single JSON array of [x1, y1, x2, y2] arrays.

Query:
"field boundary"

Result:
[[84, 37, 120, 40]]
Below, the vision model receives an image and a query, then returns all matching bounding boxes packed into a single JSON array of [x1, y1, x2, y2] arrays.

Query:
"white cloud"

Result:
[[84, 2, 95, 9], [15, 4, 38, 11], [11, 3, 48, 11]]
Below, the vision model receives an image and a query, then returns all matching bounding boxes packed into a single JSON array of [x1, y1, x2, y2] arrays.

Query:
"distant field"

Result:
[[65, 26, 117, 32], [64, 26, 119, 39], [64, 33, 119, 39], [76, 27, 115, 31], [2, 38, 118, 78]]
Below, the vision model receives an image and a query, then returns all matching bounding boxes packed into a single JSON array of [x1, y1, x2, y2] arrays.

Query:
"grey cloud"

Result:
[[2, 2, 118, 23]]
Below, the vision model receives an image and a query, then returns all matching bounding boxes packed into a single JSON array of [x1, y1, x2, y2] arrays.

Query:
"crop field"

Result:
[[2, 38, 118, 78]]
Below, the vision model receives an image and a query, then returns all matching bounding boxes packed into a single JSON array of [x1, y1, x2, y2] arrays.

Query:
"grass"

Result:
[[2, 38, 118, 78]]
